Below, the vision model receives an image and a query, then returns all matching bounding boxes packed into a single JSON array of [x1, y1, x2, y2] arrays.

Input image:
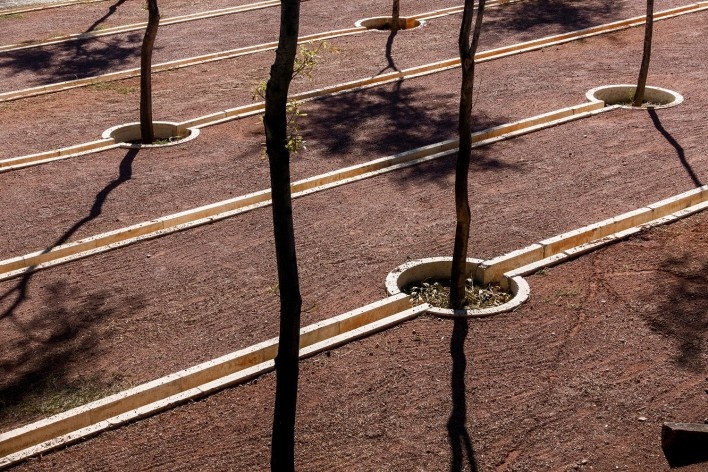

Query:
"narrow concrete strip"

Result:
[[0, 102, 610, 280], [3, 2, 705, 105], [0, 0, 105, 16], [502, 191, 708, 279], [0, 0, 280, 53], [0, 296, 426, 468], [0, 139, 117, 173]]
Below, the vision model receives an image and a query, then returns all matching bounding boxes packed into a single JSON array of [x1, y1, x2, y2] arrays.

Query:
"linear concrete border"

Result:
[[3, 1, 705, 173], [0, 0, 280, 53], [0, 0, 105, 16], [0, 295, 429, 469], [2, 1, 704, 104], [0, 101, 609, 281], [481, 186, 708, 283], [1, 189, 706, 469]]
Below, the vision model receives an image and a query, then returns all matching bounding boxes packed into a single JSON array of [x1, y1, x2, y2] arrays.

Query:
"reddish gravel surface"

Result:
[[0, 0, 706, 470]]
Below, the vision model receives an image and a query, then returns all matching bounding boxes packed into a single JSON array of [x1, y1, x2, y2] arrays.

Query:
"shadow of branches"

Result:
[[648, 109, 704, 187], [648, 254, 707, 373], [448, 317, 478, 472], [482, 0, 623, 44], [0, 148, 142, 429]]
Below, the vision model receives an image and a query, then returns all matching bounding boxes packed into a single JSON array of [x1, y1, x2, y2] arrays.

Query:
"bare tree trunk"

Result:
[[140, 0, 160, 144], [391, 0, 400, 32], [632, 0, 654, 107], [450, 0, 485, 310], [264, 1, 302, 470]]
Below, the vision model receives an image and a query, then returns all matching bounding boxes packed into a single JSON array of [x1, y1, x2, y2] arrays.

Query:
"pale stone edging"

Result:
[[2, 1, 704, 105], [586, 84, 684, 109], [385, 257, 531, 318], [0, 0, 105, 16], [2, 2, 704, 171], [482, 186, 708, 283], [0, 295, 429, 469], [0, 101, 609, 282], [0, 0, 280, 53], [1, 189, 706, 468]]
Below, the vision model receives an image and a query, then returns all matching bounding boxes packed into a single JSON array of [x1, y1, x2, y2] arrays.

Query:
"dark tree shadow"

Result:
[[447, 317, 478, 472], [484, 0, 622, 37], [0, 148, 141, 427], [85, 0, 128, 33], [0, 30, 143, 89], [648, 108, 703, 187], [377, 30, 400, 75], [647, 255, 707, 373]]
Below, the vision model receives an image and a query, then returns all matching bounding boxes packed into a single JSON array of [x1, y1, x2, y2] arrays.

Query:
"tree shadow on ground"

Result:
[[0, 32, 143, 88], [0, 148, 143, 429], [648, 109, 704, 187], [447, 317, 478, 472], [0, 0, 142, 90], [483, 0, 623, 41], [85, 0, 128, 33], [647, 254, 707, 373], [303, 78, 515, 170]]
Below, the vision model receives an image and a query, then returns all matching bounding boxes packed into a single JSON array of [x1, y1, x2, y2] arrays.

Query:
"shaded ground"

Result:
[[12, 211, 708, 471]]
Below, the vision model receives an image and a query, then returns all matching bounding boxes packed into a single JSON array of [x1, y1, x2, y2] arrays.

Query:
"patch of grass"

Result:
[[0, 13, 25, 20], [89, 81, 137, 94], [554, 287, 579, 298], [0, 373, 131, 426]]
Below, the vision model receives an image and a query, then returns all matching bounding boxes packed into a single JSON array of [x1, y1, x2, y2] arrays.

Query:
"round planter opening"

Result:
[[385, 257, 529, 318], [102, 122, 199, 148], [586, 85, 683, 109], [355, 16, 423, 31]]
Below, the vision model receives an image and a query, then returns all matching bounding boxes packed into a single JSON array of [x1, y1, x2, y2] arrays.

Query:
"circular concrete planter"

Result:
[[586, 85, 683, 109], [385, 257, 530, 318], [102, 121, 199, 148], [355, 16, 424, 31]]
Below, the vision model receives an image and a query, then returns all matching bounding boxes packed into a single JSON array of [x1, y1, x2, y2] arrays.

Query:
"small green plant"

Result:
[[90, 81, 137, 94], [0, 13, 25, 20], [253, 41, 335, 155]]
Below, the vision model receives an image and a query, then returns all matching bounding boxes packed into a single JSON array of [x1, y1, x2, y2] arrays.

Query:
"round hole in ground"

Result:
[[355, 16, 423, 31], [385, 257, 529, 318], [586, 85, 683, 109], [102, 121, 199, 148]]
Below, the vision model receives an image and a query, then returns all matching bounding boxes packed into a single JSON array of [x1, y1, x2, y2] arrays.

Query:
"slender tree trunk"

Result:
[[391, 0, 400, 32], [450, 0, 485, 309], [632, 0, 654, 107], [140, 0, 160, 144], [264, 1, 302, 470]]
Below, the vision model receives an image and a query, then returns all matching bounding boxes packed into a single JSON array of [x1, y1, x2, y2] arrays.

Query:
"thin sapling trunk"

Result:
[[140, 0, 160, 144], [450, 0, 486, 309], [632, 0, 654, 107], [264, 1, 302, 470]]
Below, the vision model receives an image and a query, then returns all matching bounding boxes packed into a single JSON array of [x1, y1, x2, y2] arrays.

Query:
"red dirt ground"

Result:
[[0, 0, 706, 470]]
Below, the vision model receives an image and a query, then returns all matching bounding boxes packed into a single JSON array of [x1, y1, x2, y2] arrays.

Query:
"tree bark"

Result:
[[391, 0, 400, 32], [450, 0, 485, 309], [632, 0, 654, 107], [264, 1, 302, 471], [140, 0, 160, 144]]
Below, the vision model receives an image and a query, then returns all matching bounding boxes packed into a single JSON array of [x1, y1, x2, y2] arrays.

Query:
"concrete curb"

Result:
[[0, 0, 105, 16], [0, 0, 280, 53], [0, 295, 429, 469], [0, 101, 608, 281], [2, 2, 704, 104], [1, 187, 706, 469], [384, 256, 531, 318]]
